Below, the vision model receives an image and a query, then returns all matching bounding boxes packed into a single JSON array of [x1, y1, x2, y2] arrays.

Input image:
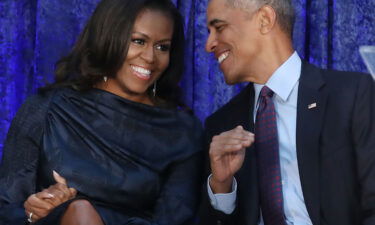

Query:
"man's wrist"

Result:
[[209, 176, 234, 193]]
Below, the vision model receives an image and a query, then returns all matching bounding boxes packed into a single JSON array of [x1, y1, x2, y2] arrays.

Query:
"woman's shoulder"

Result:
[[4, 89, 63, 147], [22, 88, 66, 110], [172, 110, 204, 154], [175, 109, 203, 133], [17, 88, 75, 122]]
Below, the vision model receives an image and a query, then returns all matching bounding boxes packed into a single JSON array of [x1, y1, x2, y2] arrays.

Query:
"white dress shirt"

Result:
[[207, 52, 313, 225]]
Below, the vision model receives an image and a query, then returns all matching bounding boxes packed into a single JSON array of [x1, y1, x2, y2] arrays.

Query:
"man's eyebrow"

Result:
[[208, 19, 226, 27]]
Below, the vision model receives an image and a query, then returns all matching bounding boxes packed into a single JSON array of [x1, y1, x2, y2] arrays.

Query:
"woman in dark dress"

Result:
[[0, 0, 203, 224]]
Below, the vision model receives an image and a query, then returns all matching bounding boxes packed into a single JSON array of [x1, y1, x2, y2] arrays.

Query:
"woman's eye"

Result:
[[156, 44, 171, 52], [132, 39, 145, 45]]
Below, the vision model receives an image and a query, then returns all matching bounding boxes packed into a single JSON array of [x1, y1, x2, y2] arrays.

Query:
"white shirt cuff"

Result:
[[207, 174, 237, 214]]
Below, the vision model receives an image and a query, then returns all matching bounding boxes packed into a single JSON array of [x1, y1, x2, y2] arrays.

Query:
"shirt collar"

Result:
[[254, 51, 301, 102]]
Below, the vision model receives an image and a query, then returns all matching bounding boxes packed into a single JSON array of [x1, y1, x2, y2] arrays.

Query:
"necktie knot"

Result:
[[260, 86, 274, 98]]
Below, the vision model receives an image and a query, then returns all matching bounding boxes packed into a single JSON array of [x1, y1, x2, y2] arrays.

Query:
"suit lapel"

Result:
[[231, 83, 255, 131], [229, 83, 255, 182], [229, 84, 260, 224], [296, 62, 327, 225]]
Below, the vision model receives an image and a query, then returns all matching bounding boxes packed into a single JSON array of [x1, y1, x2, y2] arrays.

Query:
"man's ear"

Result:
[[257, 5, 277, 34]]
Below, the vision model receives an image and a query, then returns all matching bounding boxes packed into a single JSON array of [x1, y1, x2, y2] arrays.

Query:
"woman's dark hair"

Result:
[[41, 0, 185, 107]]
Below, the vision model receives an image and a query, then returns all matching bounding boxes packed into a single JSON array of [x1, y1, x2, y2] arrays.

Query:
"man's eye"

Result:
[[216, 26, 224, 31], [156, 44, 171, 52], [132, 39, 145, 45]]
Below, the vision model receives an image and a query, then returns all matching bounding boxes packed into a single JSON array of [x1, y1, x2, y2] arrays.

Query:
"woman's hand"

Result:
[[24, 171, 77, 223]]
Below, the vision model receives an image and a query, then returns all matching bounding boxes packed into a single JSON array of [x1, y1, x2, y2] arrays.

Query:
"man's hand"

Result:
[[24, 171, 77, 223], [209, 126, 254, 193]]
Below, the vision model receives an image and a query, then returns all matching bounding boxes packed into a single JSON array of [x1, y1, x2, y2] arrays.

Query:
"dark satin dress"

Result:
[[0, 88, 203, 225]]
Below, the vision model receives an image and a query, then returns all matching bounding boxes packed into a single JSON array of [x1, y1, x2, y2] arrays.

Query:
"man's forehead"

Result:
[[208, 0, 230, 9], [207, 0, 257, 16], [207, 0, 250, 26], [207, 0, 231, 23]]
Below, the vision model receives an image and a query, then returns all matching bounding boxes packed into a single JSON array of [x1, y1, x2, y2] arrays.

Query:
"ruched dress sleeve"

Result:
[[131, 151, 203, 225], [0, 95, 50, 225], [110, 117, 204, 225]]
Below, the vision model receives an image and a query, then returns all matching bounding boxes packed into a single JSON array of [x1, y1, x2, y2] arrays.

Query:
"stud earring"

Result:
[[103, 76, 108, 82]]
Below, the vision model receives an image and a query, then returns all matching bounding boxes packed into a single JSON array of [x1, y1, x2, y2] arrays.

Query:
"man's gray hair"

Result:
[[226, 0, 295, 36]]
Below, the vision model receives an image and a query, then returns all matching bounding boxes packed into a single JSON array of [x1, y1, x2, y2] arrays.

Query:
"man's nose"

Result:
[[205, 32, 217, 53]]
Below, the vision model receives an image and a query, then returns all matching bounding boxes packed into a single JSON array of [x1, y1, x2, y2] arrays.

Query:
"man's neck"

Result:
[[249, 38, 294, 84]]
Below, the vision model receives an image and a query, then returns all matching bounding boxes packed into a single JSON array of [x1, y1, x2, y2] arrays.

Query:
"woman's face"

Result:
[[104, 9, 174, 104]]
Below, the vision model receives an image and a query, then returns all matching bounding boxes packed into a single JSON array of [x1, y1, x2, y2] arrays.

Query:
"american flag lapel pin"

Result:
[[308, 102, 317, 109]]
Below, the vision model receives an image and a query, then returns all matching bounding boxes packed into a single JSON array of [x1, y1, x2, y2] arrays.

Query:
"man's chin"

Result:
[[223, 74, 242, 85]]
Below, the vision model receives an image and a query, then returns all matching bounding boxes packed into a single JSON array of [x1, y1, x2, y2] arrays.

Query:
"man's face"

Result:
[[206, 0, 263, 84]]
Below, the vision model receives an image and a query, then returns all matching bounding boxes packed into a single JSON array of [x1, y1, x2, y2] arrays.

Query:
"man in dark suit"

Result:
[[198, 0, 375, 224]]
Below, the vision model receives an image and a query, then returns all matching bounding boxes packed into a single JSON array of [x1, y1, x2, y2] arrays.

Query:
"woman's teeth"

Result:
[[131, 65, 151, 78]]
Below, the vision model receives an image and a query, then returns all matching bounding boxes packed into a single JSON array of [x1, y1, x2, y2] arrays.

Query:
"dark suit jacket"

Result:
[[198, 62, 375, 225]]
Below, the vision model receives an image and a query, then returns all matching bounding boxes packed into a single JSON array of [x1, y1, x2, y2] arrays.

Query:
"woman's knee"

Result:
[[61, 199, 104, 225], [67, 199, 95, 212]]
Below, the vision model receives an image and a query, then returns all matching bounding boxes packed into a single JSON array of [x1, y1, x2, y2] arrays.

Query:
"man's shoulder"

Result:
[[300, 62, 373, 98], [303, 62, 371, 85]]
